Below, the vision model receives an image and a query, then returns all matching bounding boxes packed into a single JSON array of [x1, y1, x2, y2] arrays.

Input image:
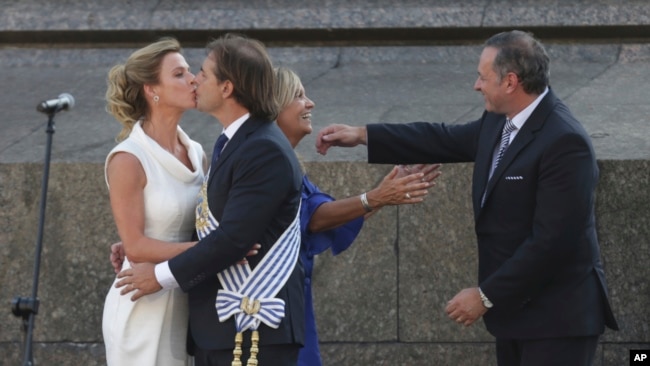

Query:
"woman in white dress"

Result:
[[102, 38, 205, 366]]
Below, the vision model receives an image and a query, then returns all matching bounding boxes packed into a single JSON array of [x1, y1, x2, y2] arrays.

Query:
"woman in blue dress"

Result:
[[273, 67, 442, 366]]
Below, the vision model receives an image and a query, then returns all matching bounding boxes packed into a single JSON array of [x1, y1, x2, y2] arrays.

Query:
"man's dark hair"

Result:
[[206, 33, 278, 120], [485, 30, 550, 95]]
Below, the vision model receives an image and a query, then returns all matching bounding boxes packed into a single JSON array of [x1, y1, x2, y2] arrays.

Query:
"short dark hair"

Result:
[[206, 33, 278, 120], [485, 30, 550, 95]]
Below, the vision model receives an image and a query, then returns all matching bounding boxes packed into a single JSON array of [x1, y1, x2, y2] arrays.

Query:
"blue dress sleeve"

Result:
[[300, 175, 364, 257]]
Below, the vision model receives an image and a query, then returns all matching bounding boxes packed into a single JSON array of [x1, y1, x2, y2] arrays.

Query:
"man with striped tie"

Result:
[[315, 30, 618, 366]]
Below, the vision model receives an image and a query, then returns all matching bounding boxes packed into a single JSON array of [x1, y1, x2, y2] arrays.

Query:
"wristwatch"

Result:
[[478, 287, 493, 309]]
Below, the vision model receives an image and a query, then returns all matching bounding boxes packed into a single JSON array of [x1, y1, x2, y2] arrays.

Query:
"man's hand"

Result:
[[445, 287, 488, 327], [315, 124, 367, 155], [110, 242, 125, 274], [395, 164, 442, 182], [239, 243, 261, 265], [115, 262, 161, 301]]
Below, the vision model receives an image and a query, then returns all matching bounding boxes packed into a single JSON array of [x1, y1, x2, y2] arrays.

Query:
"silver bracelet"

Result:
[[360, 192, 373, 212]]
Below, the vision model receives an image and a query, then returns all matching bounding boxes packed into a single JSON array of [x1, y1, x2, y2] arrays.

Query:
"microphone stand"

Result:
[[11, 111, 58, 366]]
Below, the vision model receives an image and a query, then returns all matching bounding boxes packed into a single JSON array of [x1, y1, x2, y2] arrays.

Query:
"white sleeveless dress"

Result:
[[102, 122, 205, 366]]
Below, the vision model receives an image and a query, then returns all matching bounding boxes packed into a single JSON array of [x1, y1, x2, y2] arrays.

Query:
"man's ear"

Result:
[[221, 80, 234, 98], [505, 72, 519, 92]]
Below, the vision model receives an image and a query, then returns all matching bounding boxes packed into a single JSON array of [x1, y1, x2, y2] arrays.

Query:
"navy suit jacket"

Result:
[[366, 89, 618, 339], [168, 117, 305, 350]]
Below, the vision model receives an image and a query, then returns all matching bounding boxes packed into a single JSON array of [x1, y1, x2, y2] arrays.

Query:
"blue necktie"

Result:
[[210, 133, 229, 169]]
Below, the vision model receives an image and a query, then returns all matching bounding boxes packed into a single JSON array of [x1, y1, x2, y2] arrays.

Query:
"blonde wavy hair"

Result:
[[273, 66, 302, 111], [274, 66, 307, 172], [105, 37, 181, 142]]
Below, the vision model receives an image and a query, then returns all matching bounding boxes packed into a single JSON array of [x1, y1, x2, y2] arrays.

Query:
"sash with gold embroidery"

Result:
[[195, 175, 301, 366]]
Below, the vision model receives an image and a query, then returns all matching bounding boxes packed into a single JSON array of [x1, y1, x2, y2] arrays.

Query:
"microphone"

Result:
[[36, 93, 75, 114]]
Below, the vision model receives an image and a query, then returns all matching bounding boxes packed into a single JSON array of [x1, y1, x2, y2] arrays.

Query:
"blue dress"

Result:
[[298, 175, 364, 366]]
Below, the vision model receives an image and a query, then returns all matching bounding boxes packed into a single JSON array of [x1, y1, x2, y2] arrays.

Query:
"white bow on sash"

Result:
[[215, 212, 300, 332]]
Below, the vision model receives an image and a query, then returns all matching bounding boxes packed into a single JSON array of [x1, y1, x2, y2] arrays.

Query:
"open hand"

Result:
[[115, 262, 161, 301]]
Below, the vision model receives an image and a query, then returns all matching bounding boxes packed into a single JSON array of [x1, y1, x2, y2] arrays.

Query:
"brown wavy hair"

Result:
[[105, 37, 181, 142]]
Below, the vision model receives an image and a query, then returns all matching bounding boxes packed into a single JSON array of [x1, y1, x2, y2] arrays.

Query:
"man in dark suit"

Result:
[[117, 34, 304, 366], [315, 30, 618, 366]]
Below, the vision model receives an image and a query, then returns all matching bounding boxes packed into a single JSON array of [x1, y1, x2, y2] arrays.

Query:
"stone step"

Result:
[[1, 0, 649, 46]]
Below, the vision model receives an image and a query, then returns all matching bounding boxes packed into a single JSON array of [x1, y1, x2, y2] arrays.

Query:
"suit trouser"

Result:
[[496, 335, 600, 366], [194, 344, 300, 366]]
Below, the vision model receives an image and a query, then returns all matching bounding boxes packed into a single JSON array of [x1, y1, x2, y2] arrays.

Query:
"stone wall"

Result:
[[0, 160, 647, 365]]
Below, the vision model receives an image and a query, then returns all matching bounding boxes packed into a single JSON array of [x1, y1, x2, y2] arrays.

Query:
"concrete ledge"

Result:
[[1, 0, 650, 47], [0, 161, 647, 365]]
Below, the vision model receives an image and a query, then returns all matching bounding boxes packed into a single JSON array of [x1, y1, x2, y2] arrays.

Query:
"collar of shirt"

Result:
[[221, 112, 251, 141], [508, 87, 549, 141]]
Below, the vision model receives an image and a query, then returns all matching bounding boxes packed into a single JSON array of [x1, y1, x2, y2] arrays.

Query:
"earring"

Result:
[[153, 95, 159, 104]]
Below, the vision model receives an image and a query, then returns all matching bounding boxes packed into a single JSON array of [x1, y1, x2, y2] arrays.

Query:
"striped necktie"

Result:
[[491, 118, 516, 177], [482, 118, 517, 207]]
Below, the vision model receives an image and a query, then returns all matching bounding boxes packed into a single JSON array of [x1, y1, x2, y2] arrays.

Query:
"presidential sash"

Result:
[[195, 175, 301, 366]]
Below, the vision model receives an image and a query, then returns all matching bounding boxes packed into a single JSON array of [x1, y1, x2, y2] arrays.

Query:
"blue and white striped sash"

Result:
[[216, 211, 300, 332], [195, 175, 301, 333]]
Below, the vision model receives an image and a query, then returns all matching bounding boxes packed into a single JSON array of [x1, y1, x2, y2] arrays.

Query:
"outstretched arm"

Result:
[[316, 124, 368, 155], [308, 164, 442, 232], [109, 241, 261, 274]]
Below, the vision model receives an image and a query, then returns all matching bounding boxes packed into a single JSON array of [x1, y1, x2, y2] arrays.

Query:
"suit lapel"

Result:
[[473, 116, 505, 210], [207, 116, 264, 185], [479, 90, 558, 212]]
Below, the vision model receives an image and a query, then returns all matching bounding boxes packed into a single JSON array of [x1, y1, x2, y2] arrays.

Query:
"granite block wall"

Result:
[[0, 161, 648, 366]]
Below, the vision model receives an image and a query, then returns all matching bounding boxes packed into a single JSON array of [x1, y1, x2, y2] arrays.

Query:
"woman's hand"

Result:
[[367, 164, 442, 208]]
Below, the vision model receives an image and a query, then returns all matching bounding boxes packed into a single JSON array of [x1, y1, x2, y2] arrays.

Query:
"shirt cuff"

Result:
[[154, 261, 180, 290]]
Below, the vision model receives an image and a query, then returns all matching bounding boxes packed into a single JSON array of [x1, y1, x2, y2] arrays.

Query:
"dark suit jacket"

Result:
[[366, 89, 618, 339], [168, 117, 305, 350]]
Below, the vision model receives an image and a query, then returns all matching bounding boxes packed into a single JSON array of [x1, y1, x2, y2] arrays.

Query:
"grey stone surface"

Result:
[[397, 163, 493, 343], [0, 159, 648, 365], [0, 164, 116, 343], [484, 0, 650, 27], [595, 160, 650, 344], [604, 343, 650, 366], [309, 163, 399, 342], [1, 0, 648, 31], [0, 1, 649, 364], [620, 43, 650, 63], [319, 342, 496, 366], [1, 43, 648, 165], [0, 342, 106, 366]]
